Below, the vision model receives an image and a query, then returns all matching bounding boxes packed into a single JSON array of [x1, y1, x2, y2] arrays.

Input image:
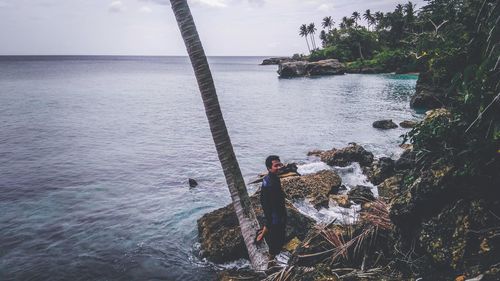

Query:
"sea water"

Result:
[[0, 56, 420, 280]]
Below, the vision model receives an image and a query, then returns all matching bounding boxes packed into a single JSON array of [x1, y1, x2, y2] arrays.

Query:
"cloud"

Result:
[[139, 6, 153, 13], [138, 0, 263, 8], [109, 1, 125, 13], [192, 0, 227, 7], [0, 1, 8, 8], [317, 3, 333, 12]]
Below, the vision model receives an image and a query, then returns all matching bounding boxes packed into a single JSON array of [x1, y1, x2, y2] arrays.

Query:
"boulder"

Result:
[[364, 157, 395, 185], [188, 178, 198, 187], [395, 148, 416, 171], [197, 193, 315, 263], [400, 120, 418, 128], [347, 185, 375, 204], [320, 143, 374, 167], [410, 72, 446, 109], [307, 149, 324, 157], [281, 170, 342, 209], [278, 59, 345, 78], [418, 199, 500, 276], [372, 119, 398, 129], [377, 174, 402, 198], [260, 57, 293, 65]]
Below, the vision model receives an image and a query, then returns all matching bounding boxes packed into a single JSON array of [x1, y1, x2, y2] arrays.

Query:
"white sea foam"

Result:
[[332, 162, 379, 197], [297, 162, 331, 175], [293, 199, 361, 225]]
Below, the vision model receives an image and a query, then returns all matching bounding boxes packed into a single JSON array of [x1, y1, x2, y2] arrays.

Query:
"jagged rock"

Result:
[[377, 174, 402, 198], [400, 120, 418, 128], [320, 143, 374, 167], [348, 185, 375, 204], [278, 59, 345, 78], [281, 170, 342, 209], [395, 148, 416, 171], [188, 178, 198, 187], [307, 149, 324, 157], [410, 72, 446, 109], [418, 199, 500, 275], [373, 119, 398, 129], [197, 193, 315, 263], [260, 57, 293, 65], [364, 157, 395, 185]]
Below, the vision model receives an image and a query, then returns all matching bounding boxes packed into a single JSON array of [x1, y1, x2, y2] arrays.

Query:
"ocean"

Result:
[[0, 56, 420, 280]]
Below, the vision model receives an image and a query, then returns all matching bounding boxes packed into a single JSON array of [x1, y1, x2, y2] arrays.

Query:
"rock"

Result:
[[377, 174, 402, 198], [400, 120, 418, 128], [278, 59, 345, 78], [307, 149, 324, 157], [188, 178, 198, 187], [260, 57, 293, 65], [320, 143, 374, 167], [347, 185, 375, 204], [364, 157, 395, 185], [281, 170, 342, 209], [395, 148, 416, 171], [197, 192, 315, 263], [417, 199, 500, 274], [410, 72, 446, 109], [330, 194, 351, 208], [372, 119, 398, 129]]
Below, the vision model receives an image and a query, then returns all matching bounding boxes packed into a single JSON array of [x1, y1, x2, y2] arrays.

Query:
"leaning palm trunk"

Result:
[[169, 0, 269, 271]]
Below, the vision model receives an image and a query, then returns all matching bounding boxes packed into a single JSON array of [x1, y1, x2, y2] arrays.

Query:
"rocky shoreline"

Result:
[[197, 109, 497, 281], [260, 57, 419, 77]]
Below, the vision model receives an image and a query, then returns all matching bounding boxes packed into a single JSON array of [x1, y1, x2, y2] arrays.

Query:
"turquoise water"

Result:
[[0, 56, 420, 280]]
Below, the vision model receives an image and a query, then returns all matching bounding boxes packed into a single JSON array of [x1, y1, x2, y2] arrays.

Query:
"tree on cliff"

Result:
[[363, 9, 375, 31], [307, 23, 318, 50], [351, 11, 361, 27], [168, 0, 269, 271], [322, 16, 334, 31], [299, 24, 311, 53]]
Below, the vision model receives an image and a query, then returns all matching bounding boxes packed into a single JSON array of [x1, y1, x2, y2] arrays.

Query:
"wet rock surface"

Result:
[[320, 143, 374, 167], [395, 148, 416, 171], [399, 120, 418, 128], [197, 192, 315, 263], [410, 72, 447, 109], [278, 59, 345, 78], [377, 174, 402, 198], [281, 170, 342, 209], [373, 119, 398, 129], [347, 185, 375, 204], [364, 157, 395, 185]]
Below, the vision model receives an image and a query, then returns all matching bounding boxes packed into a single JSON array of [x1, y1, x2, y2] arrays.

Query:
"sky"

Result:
[[0, 0, 426, 56]]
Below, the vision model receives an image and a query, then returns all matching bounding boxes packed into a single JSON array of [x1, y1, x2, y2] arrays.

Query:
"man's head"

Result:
[[265, 155, 283, 174]]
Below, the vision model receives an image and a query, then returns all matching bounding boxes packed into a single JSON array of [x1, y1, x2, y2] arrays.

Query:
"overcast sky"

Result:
[[0, 0, 426, 56]]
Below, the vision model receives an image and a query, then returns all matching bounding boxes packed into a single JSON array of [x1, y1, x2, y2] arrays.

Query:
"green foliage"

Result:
[[403, 0, 500, 181]]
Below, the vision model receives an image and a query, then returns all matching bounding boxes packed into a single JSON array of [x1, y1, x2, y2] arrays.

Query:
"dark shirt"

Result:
[[260, 173, 287, 228]]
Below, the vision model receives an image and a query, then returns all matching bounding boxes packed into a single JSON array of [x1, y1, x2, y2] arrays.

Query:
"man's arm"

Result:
[[260, 178, 274, 229]]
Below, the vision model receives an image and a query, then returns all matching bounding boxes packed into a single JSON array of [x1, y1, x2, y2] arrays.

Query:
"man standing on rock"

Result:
[[256, 155, 287, 261]]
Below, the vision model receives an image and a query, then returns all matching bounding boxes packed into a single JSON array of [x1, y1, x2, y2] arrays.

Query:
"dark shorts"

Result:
[[267, 223, 286, 256]]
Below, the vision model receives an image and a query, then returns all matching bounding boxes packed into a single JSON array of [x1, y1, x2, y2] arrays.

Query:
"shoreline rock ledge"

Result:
[[278, 59, 345, 78], [260, 57, 294, 65]]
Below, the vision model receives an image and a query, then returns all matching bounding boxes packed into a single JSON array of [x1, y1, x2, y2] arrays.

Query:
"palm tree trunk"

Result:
[[169, 0, 269, 271], [310, 34, 316, 50], [305, 37, 311, 53], [358, 43, 365, 60]]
